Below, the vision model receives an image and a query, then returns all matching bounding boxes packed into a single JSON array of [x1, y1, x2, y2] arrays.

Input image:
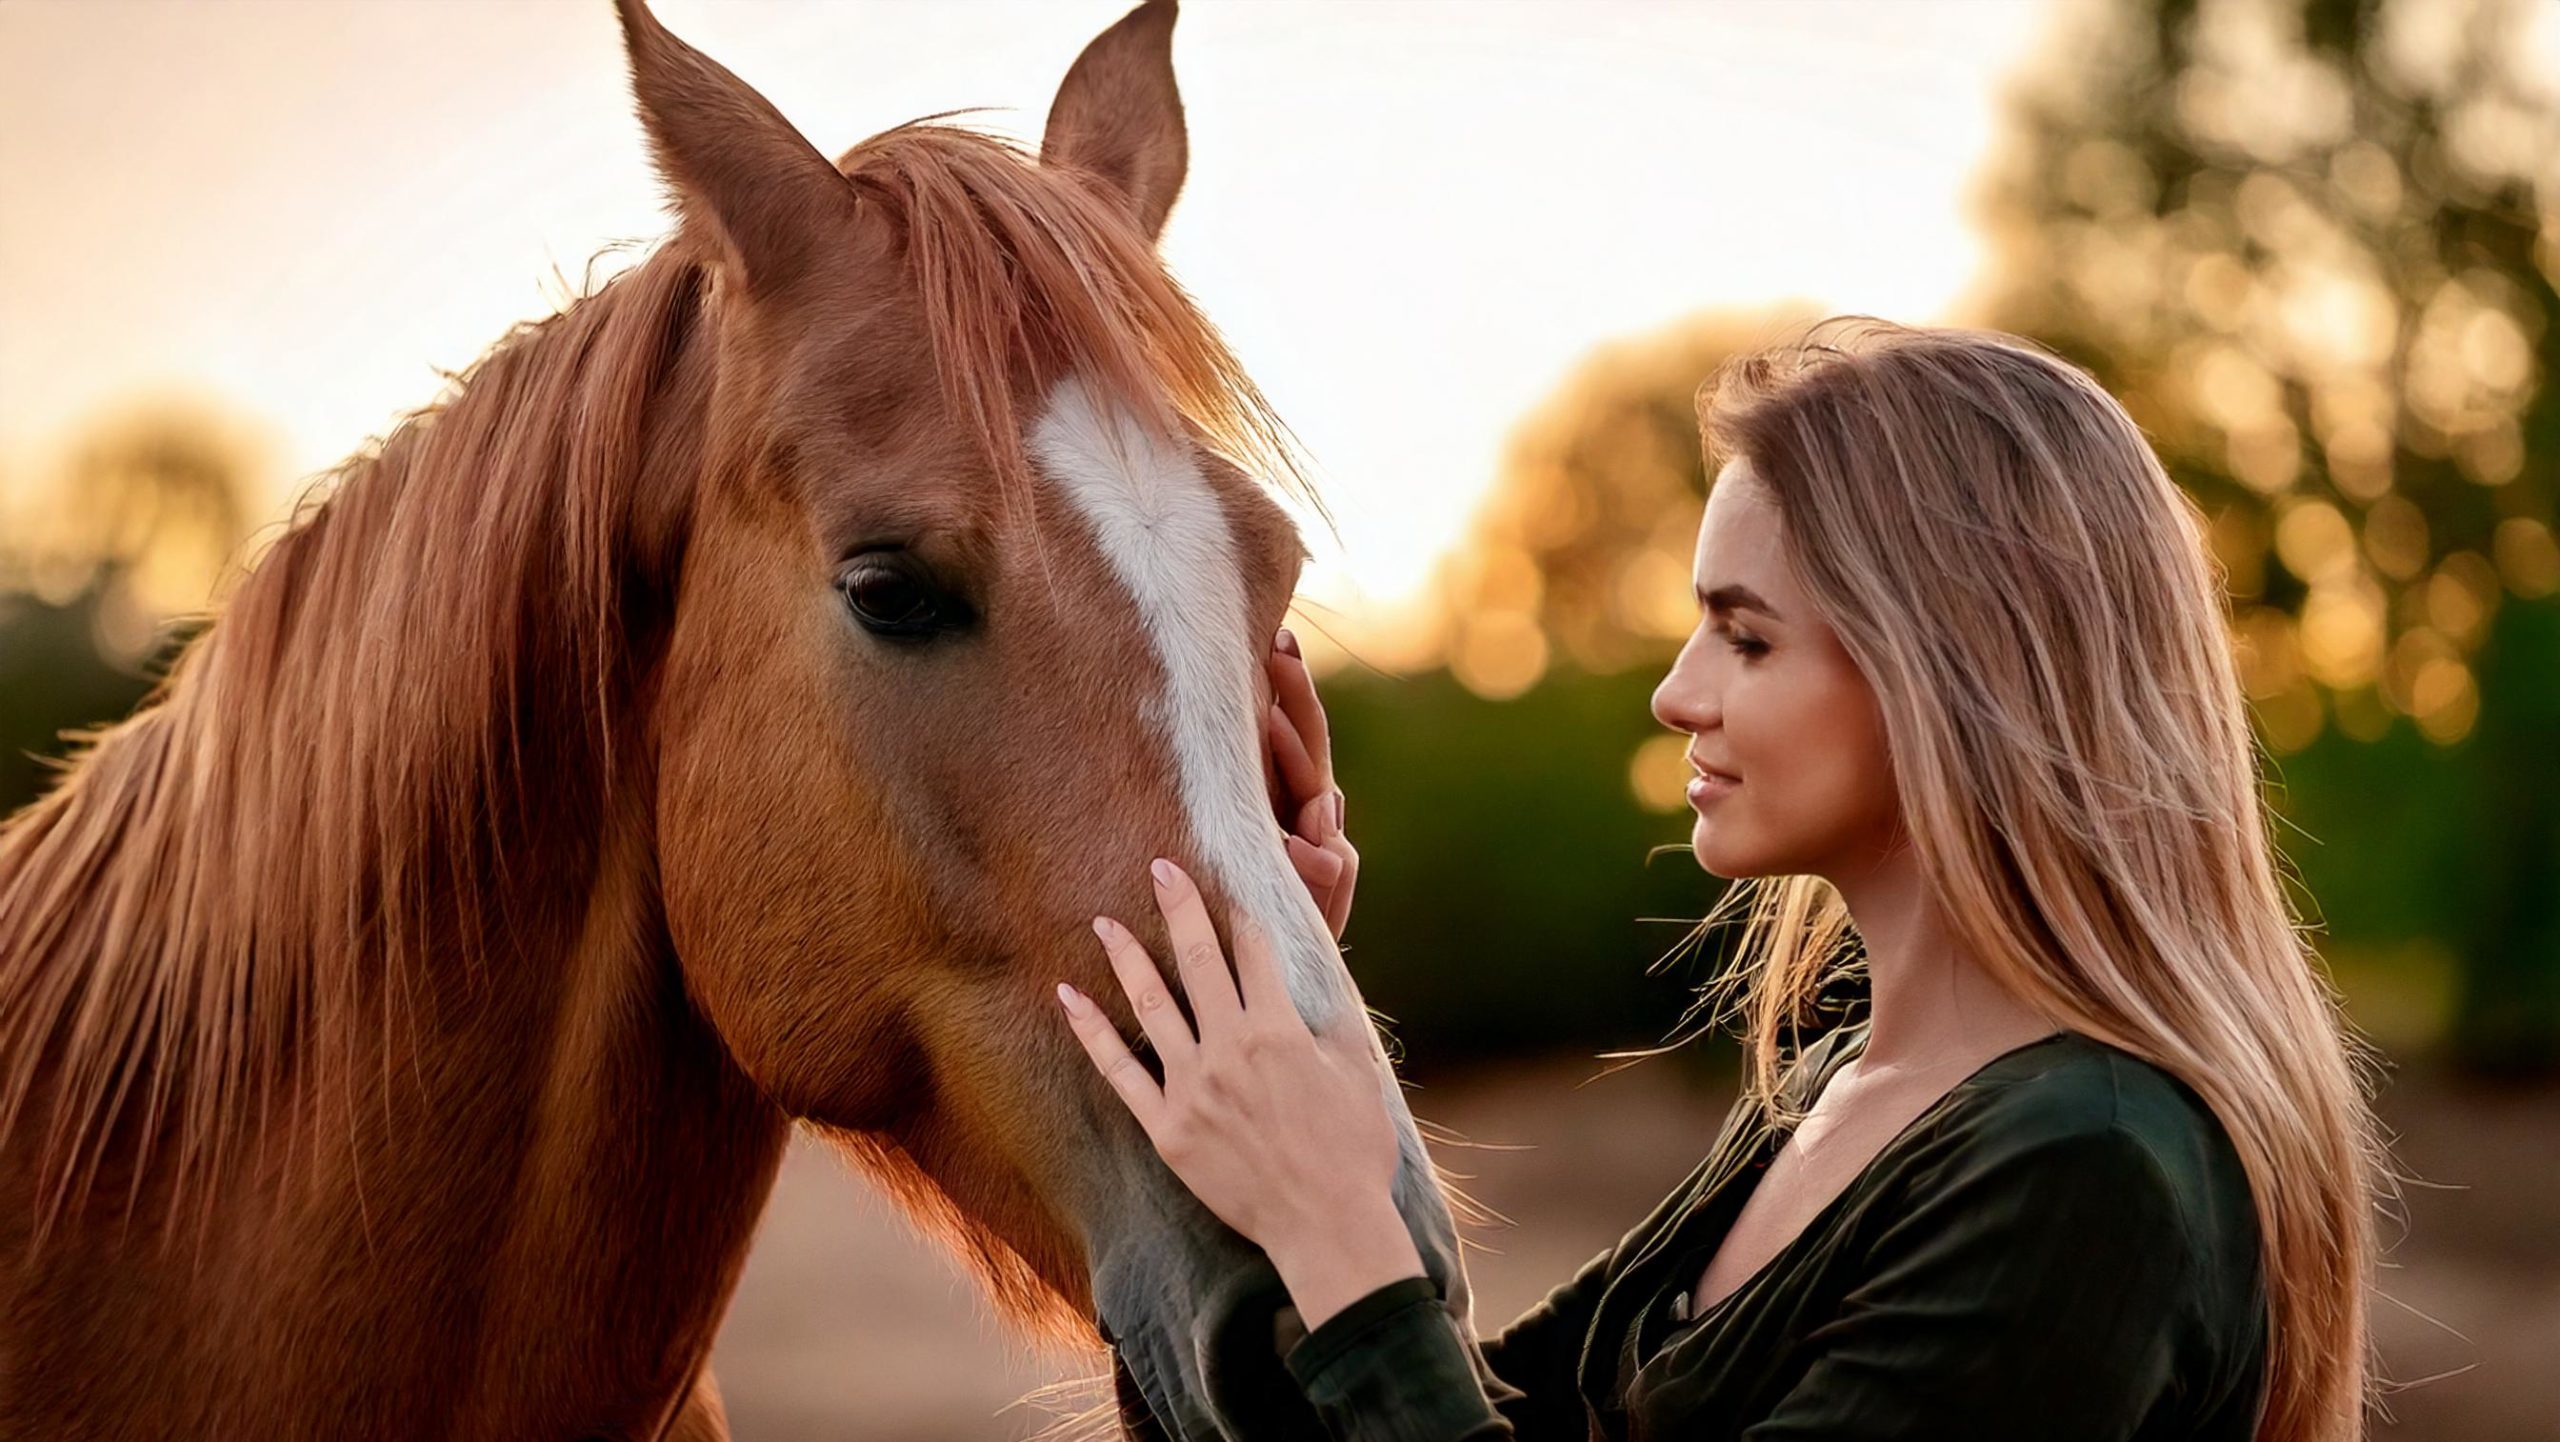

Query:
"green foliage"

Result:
[[0, 402, 250, 825], [1319, 664, 1733, 1071], [1390, 0, 2560, 1075], [0, 588, 160, 821], [1975, 0, 2560, 1071]]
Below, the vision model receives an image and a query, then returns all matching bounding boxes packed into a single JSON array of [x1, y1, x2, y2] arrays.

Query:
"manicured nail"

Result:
[[1056, 982, 1090, 1016], [1091, 916, 1116, 944], [1151, 857, 1179, 888], [1276, 627, 1300, 657]]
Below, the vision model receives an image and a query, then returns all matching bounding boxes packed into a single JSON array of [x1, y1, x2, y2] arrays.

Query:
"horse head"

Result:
[[616, 3, 1489, 1434]]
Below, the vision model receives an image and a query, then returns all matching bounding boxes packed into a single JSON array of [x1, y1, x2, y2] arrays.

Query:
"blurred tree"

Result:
[[1391, 0, 2559, 1073], [1351, 310, 1820, 1071], [1434, 307, 1817, 699], [0, 401, 256, 817], [26, 399, 254, 625], [1971, 0, 2560, 1073], [0, 589, 163, 817]]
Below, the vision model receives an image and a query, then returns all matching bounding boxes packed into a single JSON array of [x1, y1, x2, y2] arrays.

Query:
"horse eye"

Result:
[[838, 556, 951, 638]]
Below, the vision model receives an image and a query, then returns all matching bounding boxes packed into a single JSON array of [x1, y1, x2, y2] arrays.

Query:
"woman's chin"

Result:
[[1689, 820, 1756, 879]]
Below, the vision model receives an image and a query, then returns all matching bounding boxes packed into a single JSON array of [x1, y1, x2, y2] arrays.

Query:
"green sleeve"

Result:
[[1282, 1243, 1618, 1441], [1284, 1276, 1512, 1441], [1739, 1124, 2199, 1442]]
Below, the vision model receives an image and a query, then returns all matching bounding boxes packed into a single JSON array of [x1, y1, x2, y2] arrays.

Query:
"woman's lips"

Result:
[[1687, 771, 1740, 807]]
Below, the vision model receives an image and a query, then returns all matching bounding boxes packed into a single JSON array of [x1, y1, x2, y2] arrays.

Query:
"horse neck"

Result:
[[340, 785, 791, 1431], [1, 733, 792, 1431], [0, 253, 795, 1431]]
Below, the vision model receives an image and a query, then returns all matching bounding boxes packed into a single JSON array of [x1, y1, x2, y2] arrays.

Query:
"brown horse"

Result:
[[0, 3, 1498, 1437]]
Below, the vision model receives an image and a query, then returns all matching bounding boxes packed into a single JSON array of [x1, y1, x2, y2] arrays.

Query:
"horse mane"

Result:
[[0, 242, 708, 1245], [0, 116, 1308, 1259]]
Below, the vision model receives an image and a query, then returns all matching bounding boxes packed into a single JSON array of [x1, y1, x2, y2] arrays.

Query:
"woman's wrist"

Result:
[[1263, 1195, 1428, 1333]]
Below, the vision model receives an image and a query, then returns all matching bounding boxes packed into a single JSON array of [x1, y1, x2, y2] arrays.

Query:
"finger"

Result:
[[1320, 834, 1358, 939], [1056, 982, 1166, 1135], [1286, 832, 1346, 892], [1229, 913, 1301, 1022], [1092, 914, 1197, 1075], [1262, 702, 1293, 822], [1268, 704, 1325, 826], [1293, 793, 1340, 844], [1263, 713, 1285, 811], [1151, 858, 1243, 1037], [1267, 642, 1334, 791], [1285, 833, 1345, 938]]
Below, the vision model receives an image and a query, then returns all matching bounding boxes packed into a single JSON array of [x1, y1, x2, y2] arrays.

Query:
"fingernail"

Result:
[[1056, 982, 1090, 1016], [1276, 627, 1300, 657], [1091, 916, 1117, 944], [1330, 791, 1346, 834], [1150, 857, 1179, 888]]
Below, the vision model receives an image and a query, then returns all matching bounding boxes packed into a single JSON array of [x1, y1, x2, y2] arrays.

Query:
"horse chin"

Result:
[[1094, 1241, 1329, 1442], [1089, 1158, 1476, 1440]]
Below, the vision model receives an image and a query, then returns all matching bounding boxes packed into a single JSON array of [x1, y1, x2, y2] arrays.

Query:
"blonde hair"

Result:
[[1683, 317, 2391, 1441]]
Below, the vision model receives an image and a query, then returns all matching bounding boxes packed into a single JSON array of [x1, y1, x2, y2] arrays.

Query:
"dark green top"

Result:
[[1283, 1019, 2269, 1441]]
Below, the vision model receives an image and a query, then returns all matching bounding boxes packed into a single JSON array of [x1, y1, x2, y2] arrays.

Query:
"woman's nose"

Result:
[[1652, 645, 1714, 734]]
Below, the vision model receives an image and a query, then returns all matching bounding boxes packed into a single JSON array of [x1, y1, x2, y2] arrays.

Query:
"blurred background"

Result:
[[4, 0, 2556, 1437]]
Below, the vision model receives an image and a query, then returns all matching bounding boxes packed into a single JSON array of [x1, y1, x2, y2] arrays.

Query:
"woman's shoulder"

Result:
[[1892, 1025, 2266, 1292], [1789, 1016, 2254, 1239], [1963, 1031, 2243, 1171], [1811, 1015, 2233, 1159], [1776, 1014, 2257, 1232]]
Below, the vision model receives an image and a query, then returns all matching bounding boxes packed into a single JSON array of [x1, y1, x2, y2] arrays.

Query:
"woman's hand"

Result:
[[1267, 628, 1358, 940], [1055, 857, 1423, 1329]]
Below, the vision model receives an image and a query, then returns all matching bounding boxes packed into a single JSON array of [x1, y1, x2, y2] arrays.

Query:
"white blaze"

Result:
[[1031, 376, 1351, 1028]]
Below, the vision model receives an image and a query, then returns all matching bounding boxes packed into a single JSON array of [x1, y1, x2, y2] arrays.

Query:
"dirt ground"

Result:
[[712, 1054, 2559, 1442]]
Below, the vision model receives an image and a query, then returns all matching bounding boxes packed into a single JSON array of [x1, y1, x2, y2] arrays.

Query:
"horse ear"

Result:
[[1041, 0, 1187, 242], [615, 0, 853, 293]]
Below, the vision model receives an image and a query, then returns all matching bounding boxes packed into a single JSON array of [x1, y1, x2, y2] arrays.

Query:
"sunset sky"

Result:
[[7, 0, 2554, 630]]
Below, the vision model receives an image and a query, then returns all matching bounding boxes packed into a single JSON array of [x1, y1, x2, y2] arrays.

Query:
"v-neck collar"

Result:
[[1640, 1020, 2082, 1341]]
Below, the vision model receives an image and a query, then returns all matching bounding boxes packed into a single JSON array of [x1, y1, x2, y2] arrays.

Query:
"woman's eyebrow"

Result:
[[1697, 583, 1785, 622]]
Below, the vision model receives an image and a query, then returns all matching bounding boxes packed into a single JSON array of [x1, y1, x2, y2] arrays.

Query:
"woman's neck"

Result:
[[1830, 844, 2057, 1073]]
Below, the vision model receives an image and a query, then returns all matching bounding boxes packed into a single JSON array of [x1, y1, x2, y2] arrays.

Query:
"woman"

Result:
[[1053, 319, 2388, 1440]]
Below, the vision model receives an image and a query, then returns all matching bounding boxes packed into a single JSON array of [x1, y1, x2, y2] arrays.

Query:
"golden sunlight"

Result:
[[1, 0, 2055, 657]]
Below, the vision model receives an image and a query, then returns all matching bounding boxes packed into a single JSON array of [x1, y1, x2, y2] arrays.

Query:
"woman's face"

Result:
[[1650, 460, 1902, 881]]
